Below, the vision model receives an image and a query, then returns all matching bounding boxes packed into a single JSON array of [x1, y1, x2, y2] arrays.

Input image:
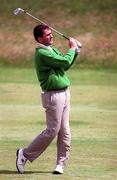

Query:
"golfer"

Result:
[[16, 24, 80, 174]]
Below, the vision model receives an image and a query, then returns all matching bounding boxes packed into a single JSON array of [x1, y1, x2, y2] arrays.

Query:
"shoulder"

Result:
[[36, 48, 52, 56]]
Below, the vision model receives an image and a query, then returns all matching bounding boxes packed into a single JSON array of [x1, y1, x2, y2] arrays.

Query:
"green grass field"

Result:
[[0, 67, 117, 179]]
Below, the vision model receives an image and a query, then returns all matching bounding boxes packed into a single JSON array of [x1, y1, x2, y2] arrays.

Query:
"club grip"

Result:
[[62, 35, 82, 48], [62, 35, 69, 40]]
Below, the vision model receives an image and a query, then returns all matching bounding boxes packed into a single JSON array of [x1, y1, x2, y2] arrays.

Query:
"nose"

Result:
[[50, 34, 53, 38]]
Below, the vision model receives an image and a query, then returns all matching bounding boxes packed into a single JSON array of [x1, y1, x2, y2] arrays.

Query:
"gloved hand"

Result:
[[75, 40, 82, 53], [75, 40, 82, 48]]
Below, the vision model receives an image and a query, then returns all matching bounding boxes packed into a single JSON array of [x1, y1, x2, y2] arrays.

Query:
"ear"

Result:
[[38, 37, 42, 43]]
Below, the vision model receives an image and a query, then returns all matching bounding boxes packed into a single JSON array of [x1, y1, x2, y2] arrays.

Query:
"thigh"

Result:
[[61, 89, 71, 130], [41, 91, 65, 130]]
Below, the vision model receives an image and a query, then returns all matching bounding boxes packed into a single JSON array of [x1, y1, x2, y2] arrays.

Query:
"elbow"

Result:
[[63, 61, 71, 69]]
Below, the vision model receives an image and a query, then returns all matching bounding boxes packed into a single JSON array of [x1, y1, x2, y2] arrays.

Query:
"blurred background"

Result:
[[0, 0, 117, 68]]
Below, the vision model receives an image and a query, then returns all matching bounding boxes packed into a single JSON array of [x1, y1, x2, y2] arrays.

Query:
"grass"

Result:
[[1, 0, 117, 15], [0, 66, 117, 179]]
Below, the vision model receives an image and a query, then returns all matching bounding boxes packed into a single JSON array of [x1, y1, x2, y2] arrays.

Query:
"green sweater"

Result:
[[34, 46, 77, 91]]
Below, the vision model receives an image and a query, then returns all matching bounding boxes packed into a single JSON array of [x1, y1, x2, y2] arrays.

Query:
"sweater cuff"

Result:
[[69, 49, 76, 53], [69, 49, 79, 55]]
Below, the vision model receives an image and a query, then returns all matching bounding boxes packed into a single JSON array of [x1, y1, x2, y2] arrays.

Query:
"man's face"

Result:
[[39, 28, 53, 45]]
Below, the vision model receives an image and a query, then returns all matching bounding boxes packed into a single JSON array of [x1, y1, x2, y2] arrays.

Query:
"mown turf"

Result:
[[0, 67, 117, 179]]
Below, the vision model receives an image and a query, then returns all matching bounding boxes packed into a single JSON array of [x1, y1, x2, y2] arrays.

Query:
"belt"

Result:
[[43, 87, 68, 92]]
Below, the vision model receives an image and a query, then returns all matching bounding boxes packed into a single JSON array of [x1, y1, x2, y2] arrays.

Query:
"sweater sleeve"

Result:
[[38, 48, 77, 70]]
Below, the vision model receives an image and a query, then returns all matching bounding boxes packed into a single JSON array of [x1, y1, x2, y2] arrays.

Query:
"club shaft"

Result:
[[24, 11, 69, 39], [15, 8, 82, 47]]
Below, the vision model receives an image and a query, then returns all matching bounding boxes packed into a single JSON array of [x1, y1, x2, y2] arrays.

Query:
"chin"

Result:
[[50, 40, 53, 45], [46, 40, 53, 46]]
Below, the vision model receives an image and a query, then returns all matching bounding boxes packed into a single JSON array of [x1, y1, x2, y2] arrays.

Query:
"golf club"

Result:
[[14, 8, 82, 48]]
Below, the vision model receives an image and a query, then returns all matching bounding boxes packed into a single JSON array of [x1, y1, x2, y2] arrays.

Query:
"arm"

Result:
[[38, 37, 79, 70], [38, 48, 77, 70]]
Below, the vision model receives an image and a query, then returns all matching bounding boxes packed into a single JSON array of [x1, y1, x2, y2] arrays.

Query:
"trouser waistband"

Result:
[[43, 87, 68, 93]]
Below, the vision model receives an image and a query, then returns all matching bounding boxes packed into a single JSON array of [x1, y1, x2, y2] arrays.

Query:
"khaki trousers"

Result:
[[23, 88, 71, 167]]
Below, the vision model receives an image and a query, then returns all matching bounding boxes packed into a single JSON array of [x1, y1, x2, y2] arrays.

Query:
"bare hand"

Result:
[[68, 37, 77, 50]]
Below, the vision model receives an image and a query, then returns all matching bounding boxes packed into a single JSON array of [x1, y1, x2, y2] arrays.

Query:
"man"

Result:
[[16, 24, 80, 174]]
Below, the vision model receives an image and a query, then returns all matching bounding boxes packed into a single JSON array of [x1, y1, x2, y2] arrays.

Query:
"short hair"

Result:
[[33, 24, 50, 42]]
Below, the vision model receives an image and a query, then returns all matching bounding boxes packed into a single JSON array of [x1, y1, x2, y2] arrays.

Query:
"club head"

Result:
[[14, 8, 24, 15]]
